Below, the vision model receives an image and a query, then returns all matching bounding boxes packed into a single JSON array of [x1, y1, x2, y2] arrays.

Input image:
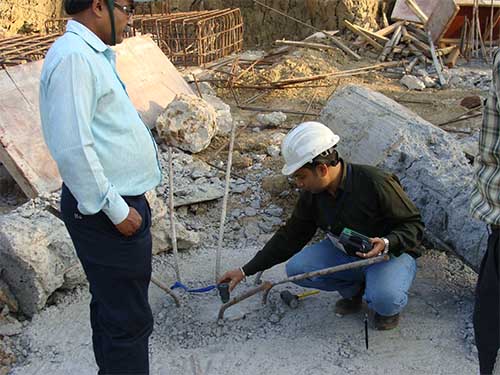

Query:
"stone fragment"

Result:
[[256, 112, 287, 127], [0, 205, 86, 317], [400, 75, 426, 90], [156, 93, 217, 153], [262, 175, 291, 196], [267, 145, 281, 158], [203, 94, 233, 135]]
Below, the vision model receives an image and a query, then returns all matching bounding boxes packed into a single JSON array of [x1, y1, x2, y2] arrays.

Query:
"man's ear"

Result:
[[91, 0, 106, 18], [316, 163, 329, 177]]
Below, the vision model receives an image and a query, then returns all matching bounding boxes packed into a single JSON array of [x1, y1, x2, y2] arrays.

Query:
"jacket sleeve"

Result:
[[242, 193, 318, 276], [376, 174, 425, 256]]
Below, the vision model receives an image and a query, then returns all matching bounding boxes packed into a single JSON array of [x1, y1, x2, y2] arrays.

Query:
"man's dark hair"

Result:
[[65, 0, 93, 15], [303, 147, 340, 172]]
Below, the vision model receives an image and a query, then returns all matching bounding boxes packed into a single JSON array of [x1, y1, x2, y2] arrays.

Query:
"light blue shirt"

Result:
[[39, 20, 161, 224]]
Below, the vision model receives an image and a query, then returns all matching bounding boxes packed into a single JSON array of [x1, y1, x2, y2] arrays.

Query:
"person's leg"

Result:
[[286, 238, 364, 298], [364, 253, 417, 317], [474, 228, 500, 375], [62, 186, 153, 374]]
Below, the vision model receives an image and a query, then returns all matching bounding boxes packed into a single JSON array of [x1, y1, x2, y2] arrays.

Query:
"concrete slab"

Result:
[[0, 35, 193, 197]]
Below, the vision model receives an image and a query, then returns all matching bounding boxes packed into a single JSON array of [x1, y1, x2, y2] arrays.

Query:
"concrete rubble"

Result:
[[400, 75, 426, 91], [256, 111, 287, 127], [156, 93, 217, 153], [0, 197, 86, 317], [320, 84, 488, 273]]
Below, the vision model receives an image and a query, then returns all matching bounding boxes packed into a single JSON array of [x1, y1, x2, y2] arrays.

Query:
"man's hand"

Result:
[[115, 207, 142, 237], [356, 237, 385, 259], [218, 268, 245, 292]]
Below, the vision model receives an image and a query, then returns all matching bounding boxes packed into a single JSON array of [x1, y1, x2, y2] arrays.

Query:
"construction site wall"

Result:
[[0, 0, 380, 46], [170, 0, 380, 46], [0, 0, 63, 35]]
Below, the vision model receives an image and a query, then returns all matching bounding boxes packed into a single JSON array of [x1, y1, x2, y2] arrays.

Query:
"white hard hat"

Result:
[[281, 121, 340, 176]]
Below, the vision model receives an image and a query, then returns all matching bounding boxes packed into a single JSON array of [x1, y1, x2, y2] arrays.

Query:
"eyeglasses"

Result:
[[113, 2, 135, 16]]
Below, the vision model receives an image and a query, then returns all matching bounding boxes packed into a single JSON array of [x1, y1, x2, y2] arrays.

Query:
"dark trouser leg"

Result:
[[61, 185, 153, 375], [474, 227, 500, 375]]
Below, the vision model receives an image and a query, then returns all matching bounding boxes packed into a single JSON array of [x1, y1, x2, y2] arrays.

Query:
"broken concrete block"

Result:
[[421, 76, 437, 88], [262, 175, 291, 196], [320, 84, 487, 272], [156, 93, 217, 153], [204, 94, 233, 135], [0, 205, 86, 317], [146, 191, 200, 255], [400, 75, 426, 90], [256, 112, 287, 127], [266, 145, 281, 158], [0, 315, 22, 337]]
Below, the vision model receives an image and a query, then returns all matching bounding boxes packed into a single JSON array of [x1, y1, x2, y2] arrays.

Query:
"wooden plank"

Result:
[[392, 0, 436, 23], [376, 21, 405, 36], [0, 62, 61, 198], [343, 20, 384, 50], [114, 35, 195, 128], [392, 0, 459, 42], [427, 0, 460, 42], [405, 0, 429, 23]]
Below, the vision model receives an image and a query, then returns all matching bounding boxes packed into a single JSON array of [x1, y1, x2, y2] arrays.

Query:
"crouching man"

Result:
[[219, 122, 424, 330]]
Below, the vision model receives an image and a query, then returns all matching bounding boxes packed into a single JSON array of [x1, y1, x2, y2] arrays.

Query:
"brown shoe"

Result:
[[374, 312, 400, 330], [335, 287, 364, 315]]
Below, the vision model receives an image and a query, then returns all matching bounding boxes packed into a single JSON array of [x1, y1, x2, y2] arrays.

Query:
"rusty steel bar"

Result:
[[218, 256, 389, 320], [261, 255, 389, 305], [217, 282, 272, 320]]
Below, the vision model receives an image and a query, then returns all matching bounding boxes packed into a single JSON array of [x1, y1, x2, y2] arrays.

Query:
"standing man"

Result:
[[470, 49, 500, 375], [219, 122, 424, 330], [39, 1, 161, 373]]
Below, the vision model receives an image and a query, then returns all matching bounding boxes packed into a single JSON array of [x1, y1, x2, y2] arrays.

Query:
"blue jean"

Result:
[[286, 238, 417, 316]]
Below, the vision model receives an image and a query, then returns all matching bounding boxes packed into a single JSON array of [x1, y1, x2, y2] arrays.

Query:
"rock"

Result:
[[0, 315, 21, 336], [0, 205, 86, 317], [266, 145, 281, 158], [262, 175, 291, 196], [244, 221, 261, 239], [244, 207, 257, 217], [204, 94, 233, 135], [232, 151, 253, 169], [256, 112, 287, 127], [0, 280, 18, 314], [189, 160, 212, 179], [320, 84, 487, 272], [190, 81, 216, 97], [270, 132, 286, 145], [146, 191, 200, 254], [400, 75, 426, 90], [265, 206, 283, 217], [156, 93, 217, 153], [460, 96, 482, 109], [421, 76, 437, 88], [173, 183, 225, 207], [448, 75, 463, 87], [416, 68, 429, 77]]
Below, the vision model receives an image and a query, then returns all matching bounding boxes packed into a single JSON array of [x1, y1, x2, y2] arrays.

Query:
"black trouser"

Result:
[[61, 184, 153, 375], [474, 225, 500, 375]]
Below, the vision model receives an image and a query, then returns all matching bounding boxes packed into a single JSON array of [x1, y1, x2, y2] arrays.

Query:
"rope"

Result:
[[170, 281, 216, 293]]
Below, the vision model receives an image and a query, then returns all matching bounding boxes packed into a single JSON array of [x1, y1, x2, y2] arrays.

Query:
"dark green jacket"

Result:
[[242, 161, 425, 276]]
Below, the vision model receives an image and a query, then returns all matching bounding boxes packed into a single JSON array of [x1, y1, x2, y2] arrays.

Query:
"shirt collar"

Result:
[[338, 159, 353, 193], [66, 20, 109, 53]]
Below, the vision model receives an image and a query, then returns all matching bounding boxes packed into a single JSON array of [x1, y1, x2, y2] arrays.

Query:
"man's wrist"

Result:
[[239, 267, 247, 281], [381, 237, 390, 254]]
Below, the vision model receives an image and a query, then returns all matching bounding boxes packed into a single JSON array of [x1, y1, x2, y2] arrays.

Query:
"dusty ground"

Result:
[[0, 43, 490, 374]]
